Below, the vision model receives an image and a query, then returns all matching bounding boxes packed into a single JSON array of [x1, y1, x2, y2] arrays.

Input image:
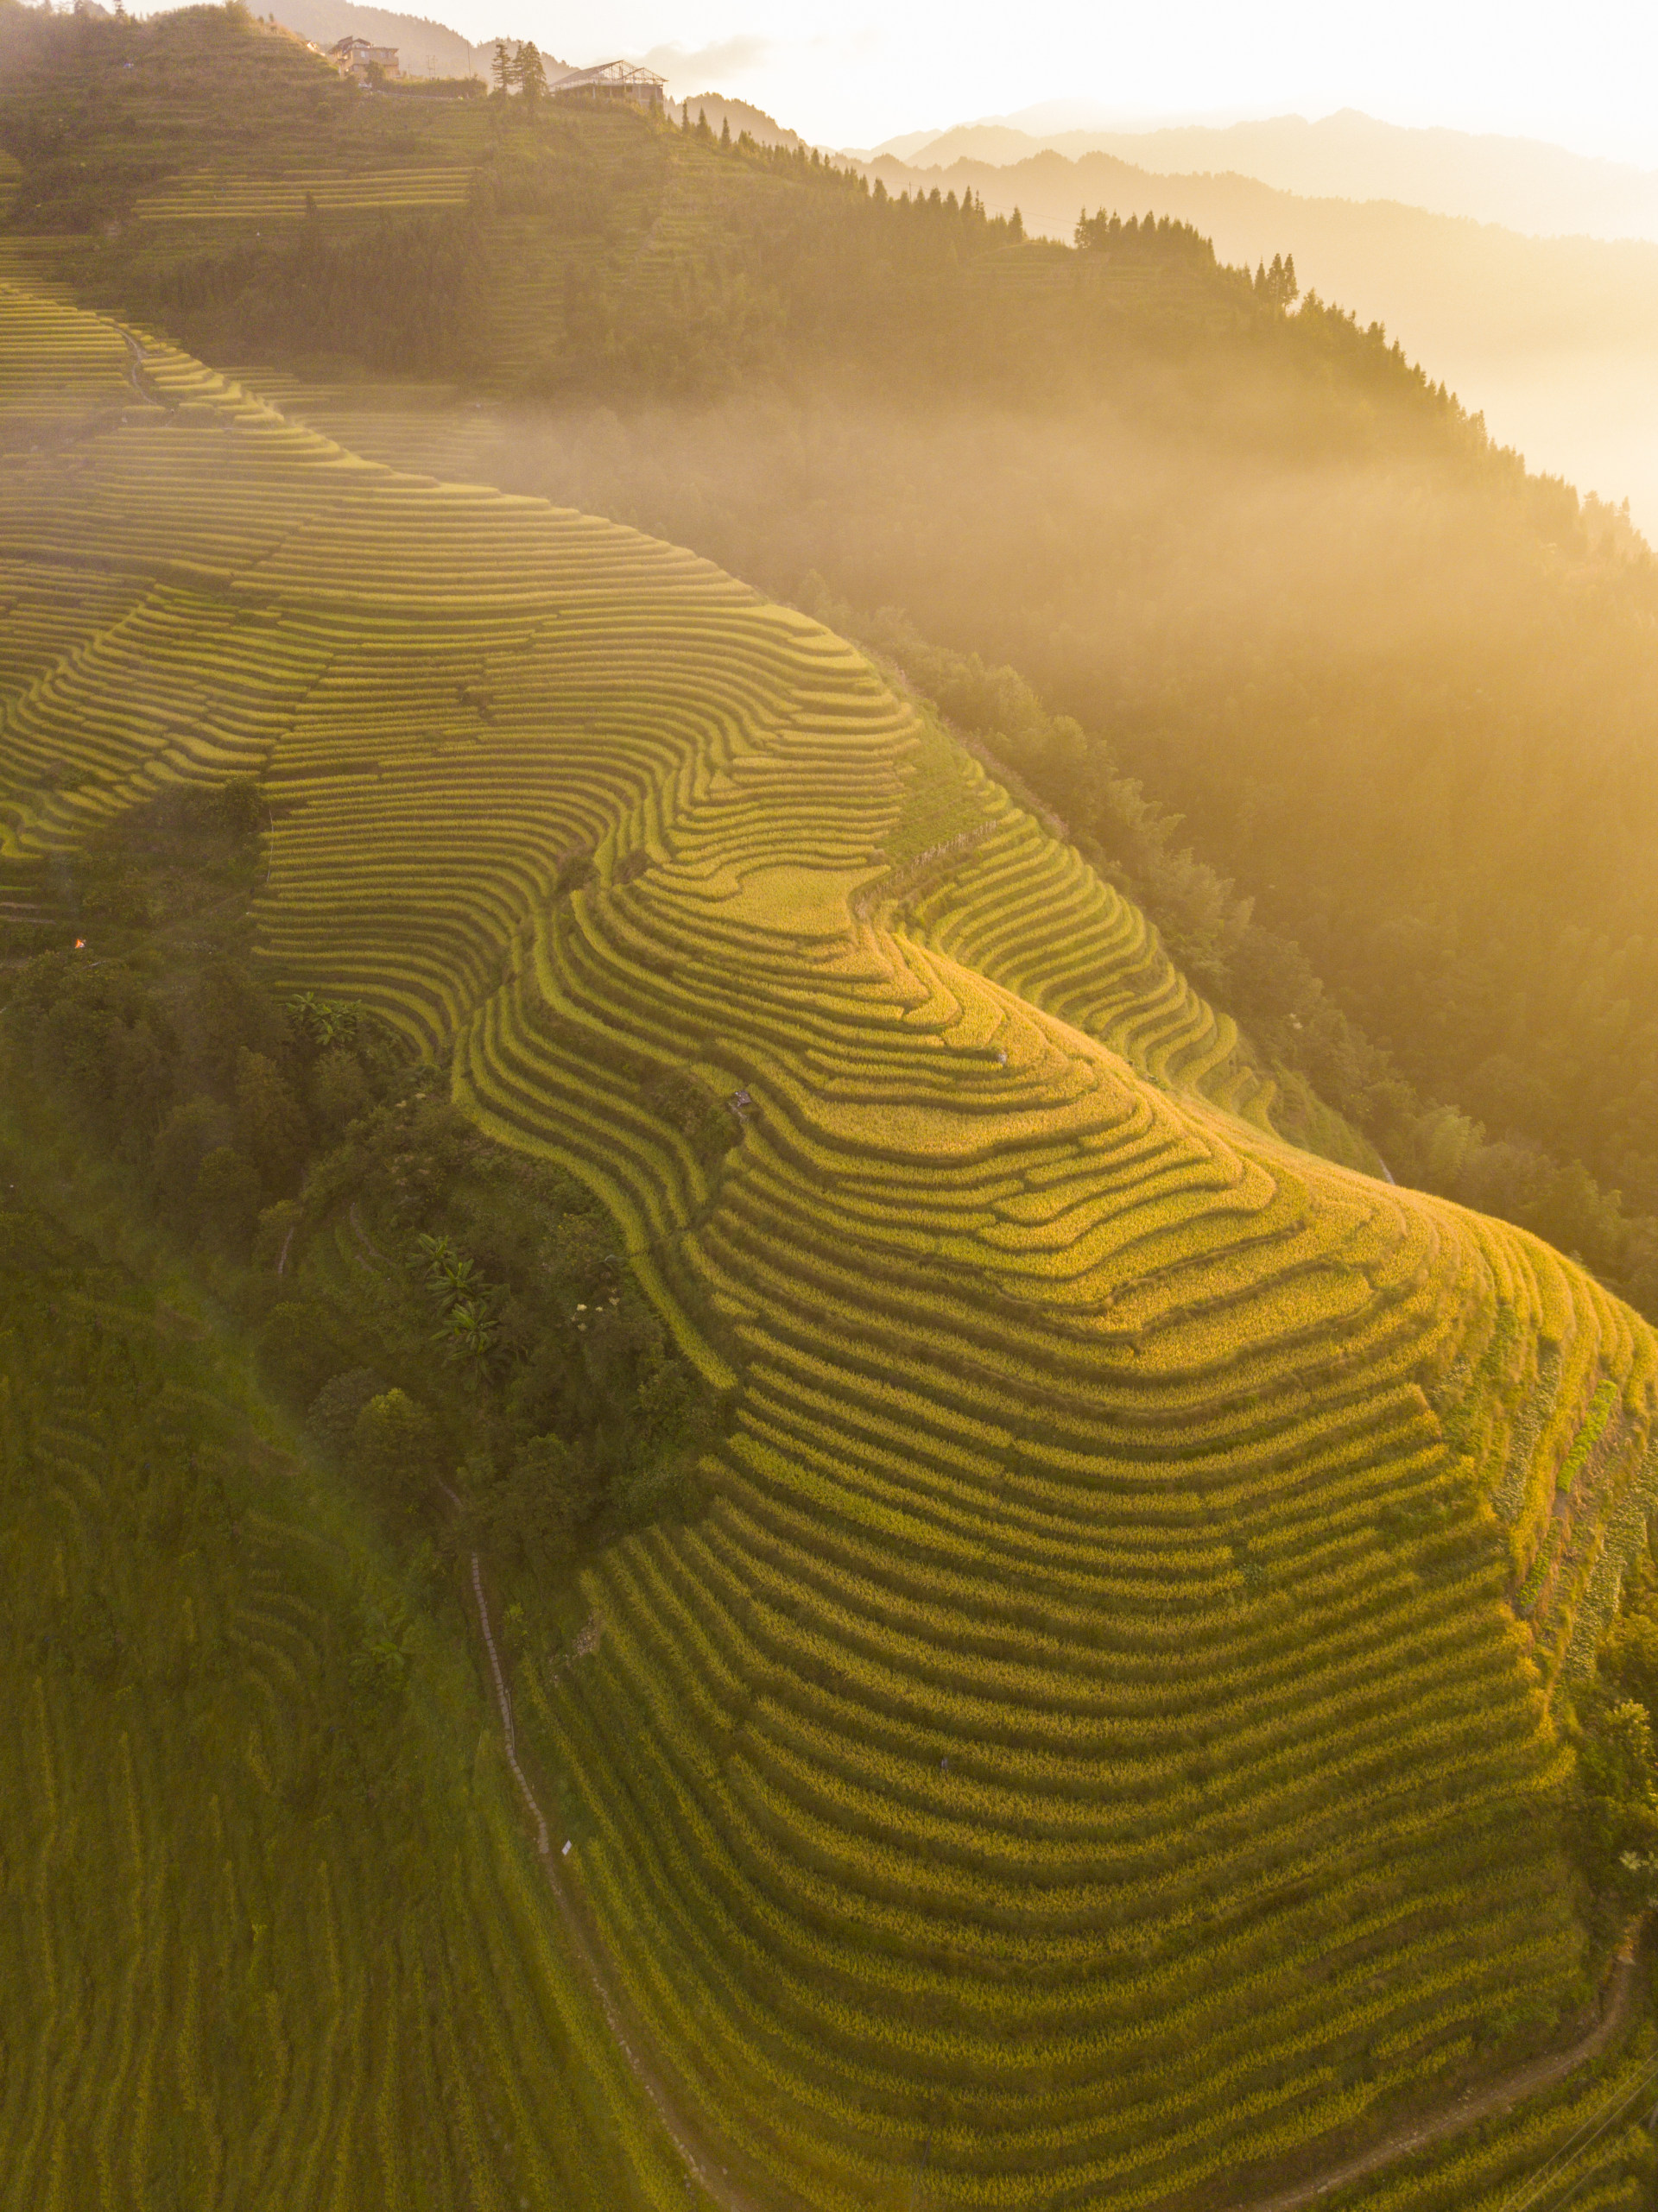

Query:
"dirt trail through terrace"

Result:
[[467, 1555, 785, 2212], [1222, 1922, 1648, 2212], [469, 1548, 1647, 2212]]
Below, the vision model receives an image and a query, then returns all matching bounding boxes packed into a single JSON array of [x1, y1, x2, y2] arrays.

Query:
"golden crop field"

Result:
[[2, 279, 1655, 2209]]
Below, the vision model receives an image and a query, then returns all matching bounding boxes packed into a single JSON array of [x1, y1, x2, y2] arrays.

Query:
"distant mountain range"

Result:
[[673, 92, 802, 150], [870, 110, 1658, 245], [851, 138, 1658, 528]]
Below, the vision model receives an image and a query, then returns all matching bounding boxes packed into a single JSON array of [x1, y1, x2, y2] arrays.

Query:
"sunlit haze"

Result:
[[301, 0, 1658, 161], [14, 1, 1658, 2203]]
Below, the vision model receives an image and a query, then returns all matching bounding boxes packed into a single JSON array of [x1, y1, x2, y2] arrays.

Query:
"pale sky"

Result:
[[418, 0, 1658, 164]]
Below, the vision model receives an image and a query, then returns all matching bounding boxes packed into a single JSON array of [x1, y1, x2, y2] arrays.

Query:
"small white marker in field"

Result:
[[562, 1839, 572, 1855]]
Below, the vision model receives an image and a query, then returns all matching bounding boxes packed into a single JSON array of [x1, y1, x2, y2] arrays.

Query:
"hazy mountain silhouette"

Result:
[[886, 110, 1658, 243], [673, 92, 803, 149], [861, 142, 1658, 530]]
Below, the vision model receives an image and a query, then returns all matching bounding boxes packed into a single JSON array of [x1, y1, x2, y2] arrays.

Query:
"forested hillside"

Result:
[[860, 136, 1658, 545], [0, 1, 1468, 417], [18, 5, 1649, 1315]]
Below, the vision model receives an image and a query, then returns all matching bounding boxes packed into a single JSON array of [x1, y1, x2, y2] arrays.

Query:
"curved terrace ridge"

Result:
[[1, 283, 1655, 2209]]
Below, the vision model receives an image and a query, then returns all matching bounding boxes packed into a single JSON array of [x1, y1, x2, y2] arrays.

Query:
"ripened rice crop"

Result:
[[3, 281, 1655, 2209]]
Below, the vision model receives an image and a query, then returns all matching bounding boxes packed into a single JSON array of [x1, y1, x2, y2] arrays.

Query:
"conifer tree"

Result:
[[490, 36, 511, 96]]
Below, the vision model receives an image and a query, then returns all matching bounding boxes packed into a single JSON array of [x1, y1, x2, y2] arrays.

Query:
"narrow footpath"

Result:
[[1223, 1922, 1648, 2212], [468, 1555, 779, 2212], [469, 1554, 1647, 2212]]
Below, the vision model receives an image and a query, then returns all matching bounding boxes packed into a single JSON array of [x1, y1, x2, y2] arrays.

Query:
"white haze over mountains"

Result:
[[850, 117, 1658, 536], [871, 109, 1658, 245], [212, 0, 1658, 165], [148, 0, 1658, 531]]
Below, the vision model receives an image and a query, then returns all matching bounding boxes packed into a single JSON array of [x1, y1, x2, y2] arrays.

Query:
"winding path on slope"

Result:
[[1220, 1920, 1649, 2212], [468, 1529, 1648, 2212], [467, 1553, 787, 2212]]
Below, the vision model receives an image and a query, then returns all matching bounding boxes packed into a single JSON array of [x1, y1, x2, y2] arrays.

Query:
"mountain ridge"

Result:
[[854, 138, 1658, 528], [878, 107, 1658, 243]]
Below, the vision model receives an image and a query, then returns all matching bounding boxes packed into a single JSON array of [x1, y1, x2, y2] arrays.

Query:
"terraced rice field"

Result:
[[0, 280, 134, 430], [133, 165, 477, 222], [3, 280, 1657, 2209], [199, 122, 783, 386]]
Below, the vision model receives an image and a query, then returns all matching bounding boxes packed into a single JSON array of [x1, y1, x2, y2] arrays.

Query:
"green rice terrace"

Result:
[[5, 276, 1658, 2210]]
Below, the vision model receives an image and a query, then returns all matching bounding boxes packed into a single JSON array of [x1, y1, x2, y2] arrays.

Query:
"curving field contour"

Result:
[[3, 280, 1656, 2209]]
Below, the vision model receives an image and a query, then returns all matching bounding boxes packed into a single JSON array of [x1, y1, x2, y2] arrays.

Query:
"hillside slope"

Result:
[[3, 275, 1658, 2206], [0, 1146, 694, 2212], [22, 7, 1656, 1325]]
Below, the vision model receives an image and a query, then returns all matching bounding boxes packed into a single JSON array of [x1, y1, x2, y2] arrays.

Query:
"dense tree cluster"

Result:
[[0, 781, 715, 1579], [1252, 250, 1299, 307], [1570, 1552, 1658, 1946], [1073, 206, 1214, 264]]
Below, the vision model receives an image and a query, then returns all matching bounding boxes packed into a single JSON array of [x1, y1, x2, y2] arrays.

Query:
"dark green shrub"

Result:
[[305, 1368, 384, 1462], [255, 1299, 345, 1409], [153, 1094, 230, 1223], [351, 1387, 446, 1506], [193, 1144, 262, 1255]]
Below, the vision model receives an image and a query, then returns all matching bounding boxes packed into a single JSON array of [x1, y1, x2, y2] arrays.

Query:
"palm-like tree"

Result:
[[438, 1299, 498, 1384], [287, 991, 359, 1048]]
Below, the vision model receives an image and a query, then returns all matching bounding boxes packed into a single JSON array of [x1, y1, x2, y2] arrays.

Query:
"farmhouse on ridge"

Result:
[[330, 35, 400, 80]]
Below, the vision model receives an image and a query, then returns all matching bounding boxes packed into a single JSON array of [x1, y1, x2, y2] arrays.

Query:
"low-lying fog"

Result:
[[862, 144, 1658, 535]]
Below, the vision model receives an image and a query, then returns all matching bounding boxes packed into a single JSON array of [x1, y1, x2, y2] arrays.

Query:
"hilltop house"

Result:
[[552, 60, 666, 111], [330, 36, 400, 81]]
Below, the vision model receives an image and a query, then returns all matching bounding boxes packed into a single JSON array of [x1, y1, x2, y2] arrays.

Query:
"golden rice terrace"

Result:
[[3, 279, 1656, 2209]]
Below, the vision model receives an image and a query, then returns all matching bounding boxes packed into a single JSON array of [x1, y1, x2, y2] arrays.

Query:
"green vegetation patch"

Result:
[[0, 1164, 673, 2209]]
